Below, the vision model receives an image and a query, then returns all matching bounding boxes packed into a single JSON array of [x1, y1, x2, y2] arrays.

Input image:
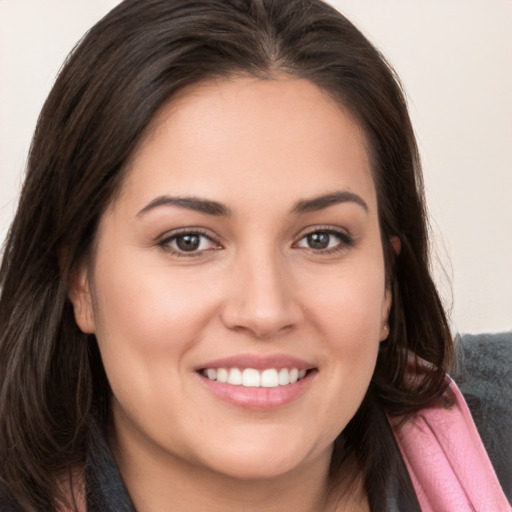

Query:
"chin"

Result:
[[212, 455, 309, 481], [198, 434, 329, 481]]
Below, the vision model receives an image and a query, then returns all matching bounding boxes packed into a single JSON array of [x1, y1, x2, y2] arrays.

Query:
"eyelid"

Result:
[[293, 224, 353, 241], [292, 225, 355, 252], [157, 227, 223, 257]]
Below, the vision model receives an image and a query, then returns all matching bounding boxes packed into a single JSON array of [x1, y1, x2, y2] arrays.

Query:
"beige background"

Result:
[[1, 0, 511, 333]]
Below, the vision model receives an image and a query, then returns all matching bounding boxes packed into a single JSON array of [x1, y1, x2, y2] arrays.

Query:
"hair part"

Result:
[[0, 0, 452, 509]]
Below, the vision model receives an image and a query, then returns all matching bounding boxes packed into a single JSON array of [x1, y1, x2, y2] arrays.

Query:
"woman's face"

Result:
[[71, 76, 391, 482]]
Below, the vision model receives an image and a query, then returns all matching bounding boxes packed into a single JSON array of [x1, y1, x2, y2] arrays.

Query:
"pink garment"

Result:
[[389, 378, 511, 511]]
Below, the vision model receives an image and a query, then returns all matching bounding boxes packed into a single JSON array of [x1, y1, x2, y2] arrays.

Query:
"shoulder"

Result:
[[452, 331, 512, 501]]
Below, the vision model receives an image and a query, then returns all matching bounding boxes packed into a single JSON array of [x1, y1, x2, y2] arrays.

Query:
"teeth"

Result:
[[217, 368, 228, 383], [261, 369, 278, 388], [243, 368, 260, 387], [278, 368, 290, 385], [202, 367, 308, 387], [227, 368, 242, 385]]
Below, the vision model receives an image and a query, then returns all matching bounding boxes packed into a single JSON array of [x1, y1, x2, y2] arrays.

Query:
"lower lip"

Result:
[[197, 371, 316, 411]]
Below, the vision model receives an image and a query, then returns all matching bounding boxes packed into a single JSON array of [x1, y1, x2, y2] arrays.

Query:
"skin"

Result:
[[70, 76, 391, 512]]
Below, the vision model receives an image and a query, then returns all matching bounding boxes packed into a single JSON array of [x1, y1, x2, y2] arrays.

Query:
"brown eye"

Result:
[[306, 232, 331, 249], [295, 229, 353, 252], [176, 234, 201, 251], [160, 231, 219, 255]]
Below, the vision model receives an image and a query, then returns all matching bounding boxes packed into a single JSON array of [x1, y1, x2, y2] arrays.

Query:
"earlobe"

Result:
[[380, 323, 390, 341], [390, 236, 401, 255], [380, 289, 392, 341], [68, 264, 96, 334]]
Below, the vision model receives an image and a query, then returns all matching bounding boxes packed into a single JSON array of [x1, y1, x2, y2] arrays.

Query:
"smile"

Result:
[[195, 355, 317, 410], [200, 367, 308, 388]]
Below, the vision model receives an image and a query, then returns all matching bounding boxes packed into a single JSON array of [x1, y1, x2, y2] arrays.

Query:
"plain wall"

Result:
[[1, 0, 511, 333]]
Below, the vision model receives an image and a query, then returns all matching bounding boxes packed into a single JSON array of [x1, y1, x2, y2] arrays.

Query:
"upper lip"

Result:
[[195, 353, 316, 371]]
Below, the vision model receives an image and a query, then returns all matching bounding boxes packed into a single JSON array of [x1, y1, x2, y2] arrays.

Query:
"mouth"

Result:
[[198, 367, 311, 388], [195, 355, 317, 410]]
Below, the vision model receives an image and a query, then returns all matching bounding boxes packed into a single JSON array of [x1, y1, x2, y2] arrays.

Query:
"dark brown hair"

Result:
[[0, 0, 452, 509]]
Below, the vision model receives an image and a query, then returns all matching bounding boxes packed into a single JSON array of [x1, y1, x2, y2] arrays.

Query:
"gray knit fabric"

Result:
[[453, 331, 512, 502]]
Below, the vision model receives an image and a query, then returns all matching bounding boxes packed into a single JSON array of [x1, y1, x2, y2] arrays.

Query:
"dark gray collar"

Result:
[[85, 418, 136, 512]]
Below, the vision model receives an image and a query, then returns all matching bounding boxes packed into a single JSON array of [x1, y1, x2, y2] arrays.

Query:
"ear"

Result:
[[379, 288, 392, 341], [380, 236, 400, 341], [390, 235, 401, 255], [67, 263, 96, 334], [380, 236, 402, 341]]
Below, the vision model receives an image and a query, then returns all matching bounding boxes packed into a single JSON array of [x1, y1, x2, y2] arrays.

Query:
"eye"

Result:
[[294, 229, 352, 252], [159, 231, 220, 255]]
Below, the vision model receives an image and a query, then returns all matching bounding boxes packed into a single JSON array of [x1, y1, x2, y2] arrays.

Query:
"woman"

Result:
[[0, 0, 510, 510]]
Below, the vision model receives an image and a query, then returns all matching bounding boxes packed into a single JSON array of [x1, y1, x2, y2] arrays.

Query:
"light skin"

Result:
[[70, 76, 391, 512]]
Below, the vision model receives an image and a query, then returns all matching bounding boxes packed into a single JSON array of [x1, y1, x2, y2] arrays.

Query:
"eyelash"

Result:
[[293, 227, 355, 254], [157, 227, 354, 257], [158, 229, 221, 257]]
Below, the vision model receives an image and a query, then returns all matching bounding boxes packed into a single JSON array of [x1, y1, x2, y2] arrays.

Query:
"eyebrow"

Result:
[[292, 191, 369, 214], [137, 195, 232, 217], [137, 190, 368, 218]]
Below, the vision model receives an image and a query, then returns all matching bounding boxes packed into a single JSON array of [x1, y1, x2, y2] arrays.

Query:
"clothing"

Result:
[[1, 332, 511, 511], [390, 377, 510, 510], [452, 331, 512, 502], [388, 331, 512, 511]]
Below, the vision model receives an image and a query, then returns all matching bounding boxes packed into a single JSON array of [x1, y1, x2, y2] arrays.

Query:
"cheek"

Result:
[[93, 253, 213, 334], [299, 254, 385, 419], [305, 259, 387, 342], [89, 254, 220, 390]]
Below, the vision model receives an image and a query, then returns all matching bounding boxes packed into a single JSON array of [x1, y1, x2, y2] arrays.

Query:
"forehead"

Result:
[[119, 76, 377, 212]]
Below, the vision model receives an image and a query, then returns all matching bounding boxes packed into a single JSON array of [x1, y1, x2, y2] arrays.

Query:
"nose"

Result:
[[220, 250, 304, 339]]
